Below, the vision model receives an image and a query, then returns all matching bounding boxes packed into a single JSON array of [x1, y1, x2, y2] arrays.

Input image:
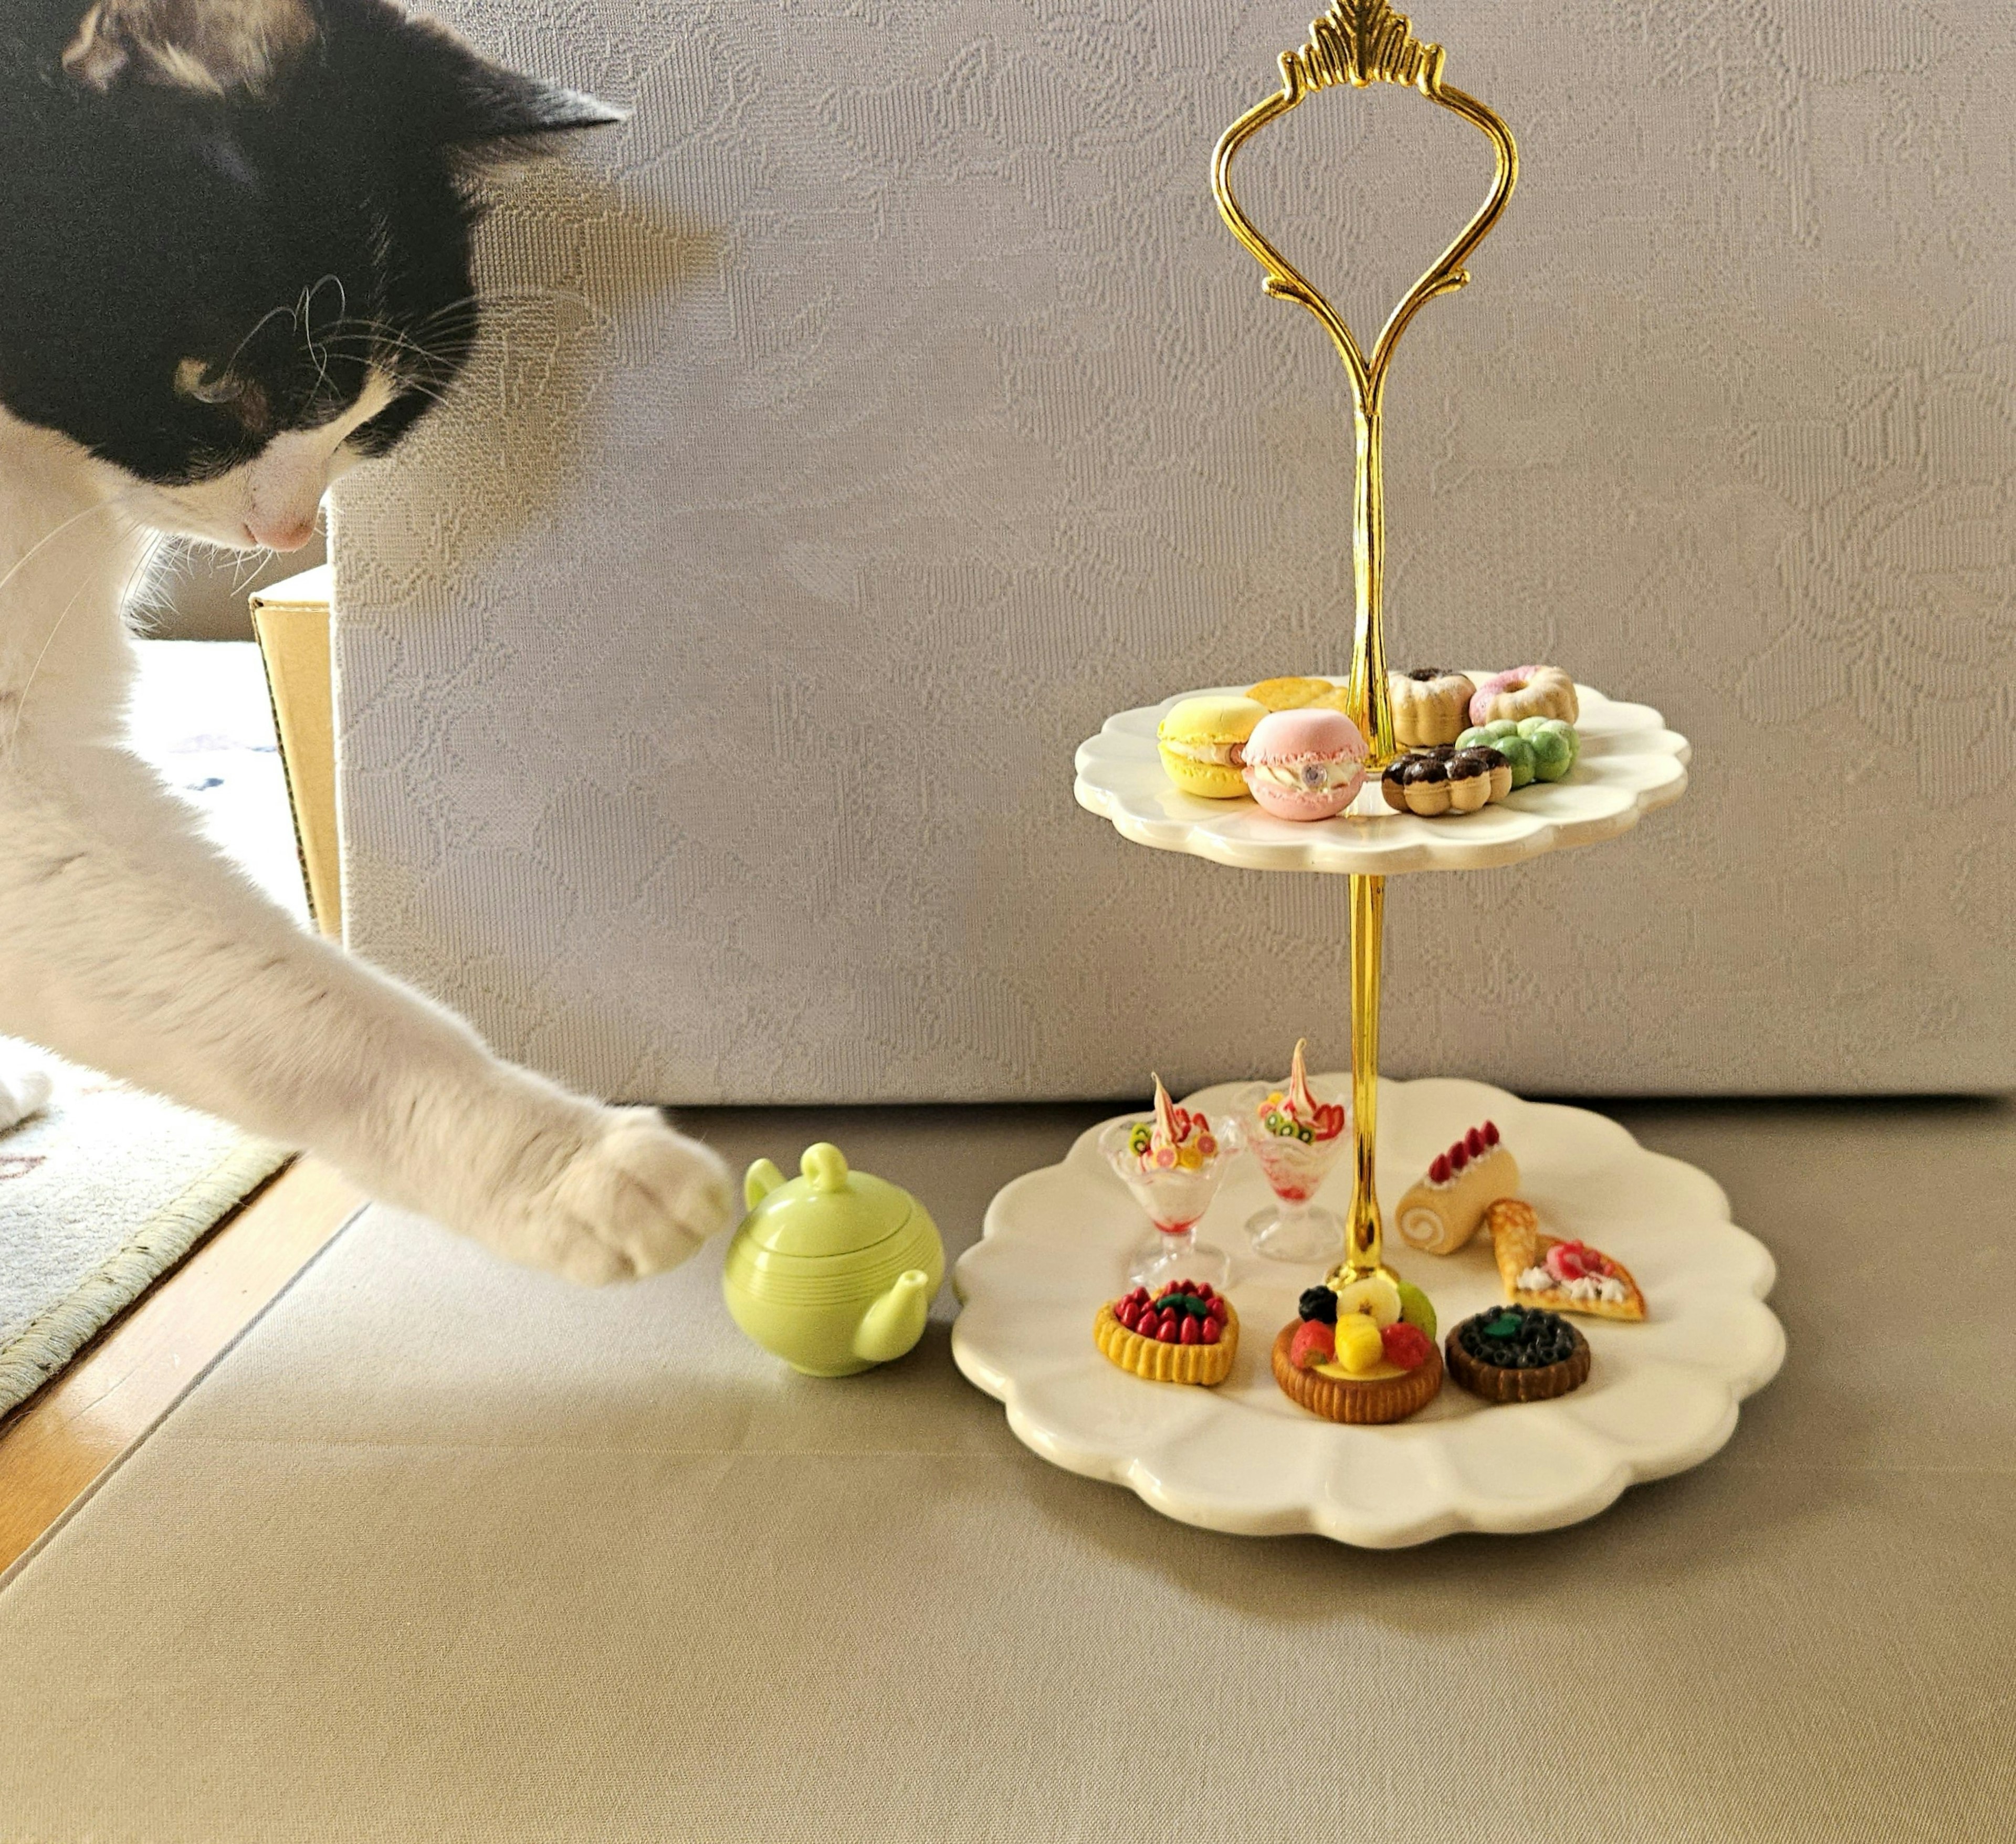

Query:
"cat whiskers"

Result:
[[1, 500, 151, 757]]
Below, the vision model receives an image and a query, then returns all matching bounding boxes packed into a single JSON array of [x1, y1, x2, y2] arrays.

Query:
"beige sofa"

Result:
[[331, 2, 2016, 1101]]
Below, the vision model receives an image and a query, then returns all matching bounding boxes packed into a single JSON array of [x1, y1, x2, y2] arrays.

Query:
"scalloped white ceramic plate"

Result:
[[1073, 676, 1689, 874], [952, 1076, 1783, 1547]]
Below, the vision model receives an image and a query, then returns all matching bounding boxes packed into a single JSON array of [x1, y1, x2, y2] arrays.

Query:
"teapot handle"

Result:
[[743, 1158, 786, 1210]]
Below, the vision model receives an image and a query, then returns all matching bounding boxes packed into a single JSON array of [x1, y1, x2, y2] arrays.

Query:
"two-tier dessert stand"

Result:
[[951, 4, 1783, 1545]]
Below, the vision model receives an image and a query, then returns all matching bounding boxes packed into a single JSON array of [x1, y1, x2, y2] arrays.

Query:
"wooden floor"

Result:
[[0, 1157, 361, 1575]]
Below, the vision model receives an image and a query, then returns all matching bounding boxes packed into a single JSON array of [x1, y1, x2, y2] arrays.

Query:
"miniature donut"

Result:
[[1469, 665, 1578, 728], [1380, 746, 1511, 817], [1387, 668, 1476, 748]]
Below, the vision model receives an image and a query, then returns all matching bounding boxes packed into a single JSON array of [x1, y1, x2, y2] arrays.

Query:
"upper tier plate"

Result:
[[1074, 676, 1688, 874]]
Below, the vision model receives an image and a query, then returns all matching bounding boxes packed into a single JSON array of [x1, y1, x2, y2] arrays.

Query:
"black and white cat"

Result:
[[0, 0, 735, 1282]]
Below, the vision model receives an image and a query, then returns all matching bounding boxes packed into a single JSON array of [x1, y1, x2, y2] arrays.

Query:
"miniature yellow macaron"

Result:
[[1157, 695, 1268, 798]]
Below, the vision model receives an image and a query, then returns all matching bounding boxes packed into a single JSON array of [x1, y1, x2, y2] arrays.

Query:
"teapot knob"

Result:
[[801, 1143, 849, 1193]]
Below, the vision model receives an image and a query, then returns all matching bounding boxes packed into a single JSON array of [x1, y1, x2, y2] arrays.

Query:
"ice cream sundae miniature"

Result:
[[1235, 1040, 1350, 1262], [1099, 1076, 1233, 1292]]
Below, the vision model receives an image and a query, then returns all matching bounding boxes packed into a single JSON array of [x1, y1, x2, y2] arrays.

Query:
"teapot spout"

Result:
[[852, 1269, 934, 1366]]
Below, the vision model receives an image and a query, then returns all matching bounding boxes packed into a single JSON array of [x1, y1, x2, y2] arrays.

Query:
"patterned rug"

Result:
[[0, 642, 303, 1419]]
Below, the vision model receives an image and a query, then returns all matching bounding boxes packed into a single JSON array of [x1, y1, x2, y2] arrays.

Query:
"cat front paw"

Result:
[[514, 1107, 736, 1285]]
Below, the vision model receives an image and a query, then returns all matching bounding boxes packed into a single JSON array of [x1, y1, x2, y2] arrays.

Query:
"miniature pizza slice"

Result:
[[1486, 1198, 1645, 1321]]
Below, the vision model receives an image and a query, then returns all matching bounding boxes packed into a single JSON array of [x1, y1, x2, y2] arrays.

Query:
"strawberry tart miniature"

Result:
[[1393, 1121, 1520, 1255], [1236, 1040, 1351, 1262], [1272, 1274, 1443, 1424], [1095, 1279, 1238, 1386], [1241, 707, 1368, 820], [1486, 1198, 1646, 1321], [1098, 1076, 1232, 1292]]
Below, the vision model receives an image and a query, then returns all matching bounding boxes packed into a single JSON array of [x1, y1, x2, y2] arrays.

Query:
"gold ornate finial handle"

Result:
[[1212, 1, 1516, 762], [1210, 5, 1516, 1286]]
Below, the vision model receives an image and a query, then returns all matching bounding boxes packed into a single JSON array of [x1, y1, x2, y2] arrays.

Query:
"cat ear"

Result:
[[437, 61, 628, 159], [62, 0, 318, 97], [371, 12, 626, 162]]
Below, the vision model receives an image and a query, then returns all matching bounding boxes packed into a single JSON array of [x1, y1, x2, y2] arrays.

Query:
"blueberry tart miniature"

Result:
[[1445, 1304, 1591, 1403], [1096, 1280, 1238, 1385], [1272, 1276, 1443, 1424]]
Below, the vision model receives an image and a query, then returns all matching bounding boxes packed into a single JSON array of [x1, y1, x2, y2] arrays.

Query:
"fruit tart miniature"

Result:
[[1156, 695, 1267, 799], [1486, 1198, 1645, 1321], [1394, 1122, 1520, 1255], [1237, 1040, 1350, 1262], [1469, 666, 1579, 728], [1242, 708, 1367, 821], [1445, 1304, 1590, 1402], [1272, 1276, 1443, 1424], [1387, 668, 1476, 748], [1456, 717, 1578, 787], [1095, 1279, 1238, 1386]]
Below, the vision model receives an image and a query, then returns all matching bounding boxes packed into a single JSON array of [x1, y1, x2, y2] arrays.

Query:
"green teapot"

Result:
[[722, 1143, 944, 1376]]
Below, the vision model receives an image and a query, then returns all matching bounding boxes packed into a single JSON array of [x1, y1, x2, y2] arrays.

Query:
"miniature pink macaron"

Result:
[[1241, 708, 1368, 820]]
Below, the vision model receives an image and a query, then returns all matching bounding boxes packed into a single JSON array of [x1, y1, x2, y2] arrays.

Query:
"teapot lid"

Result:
[[740, 1143, 915, 1258]]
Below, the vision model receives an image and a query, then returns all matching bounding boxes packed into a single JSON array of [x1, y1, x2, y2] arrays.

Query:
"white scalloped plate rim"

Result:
[[1073, 676, 1690, 874], [951, 1076, 1785, 1548]]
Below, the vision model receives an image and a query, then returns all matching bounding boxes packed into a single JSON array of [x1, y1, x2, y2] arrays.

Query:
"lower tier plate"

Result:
[[951, 1076, 1784, 1548]]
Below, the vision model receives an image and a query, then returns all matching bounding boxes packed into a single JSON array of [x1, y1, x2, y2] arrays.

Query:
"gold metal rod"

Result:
[[1337, 872, 1388, 1283], [1209, 5, 1518, 1288]]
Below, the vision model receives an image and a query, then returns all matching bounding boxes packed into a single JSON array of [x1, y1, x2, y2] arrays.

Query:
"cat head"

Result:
[[0, 0, 620, 550]]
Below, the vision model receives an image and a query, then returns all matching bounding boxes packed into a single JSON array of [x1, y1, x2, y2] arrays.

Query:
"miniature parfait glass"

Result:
[[1232, 1077, 1353, 1263], [1097, 1115, 1233, 1295]]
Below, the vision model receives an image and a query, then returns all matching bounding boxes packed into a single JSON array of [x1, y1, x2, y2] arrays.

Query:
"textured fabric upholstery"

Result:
[[333, 2, 2016, 1101]]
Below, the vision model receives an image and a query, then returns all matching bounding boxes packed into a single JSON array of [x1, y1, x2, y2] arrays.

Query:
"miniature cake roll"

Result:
[[1486, 1198, 1645, 1321], [1387, 668, 1477, 748], [1394, 1122, 1519, 1254]]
